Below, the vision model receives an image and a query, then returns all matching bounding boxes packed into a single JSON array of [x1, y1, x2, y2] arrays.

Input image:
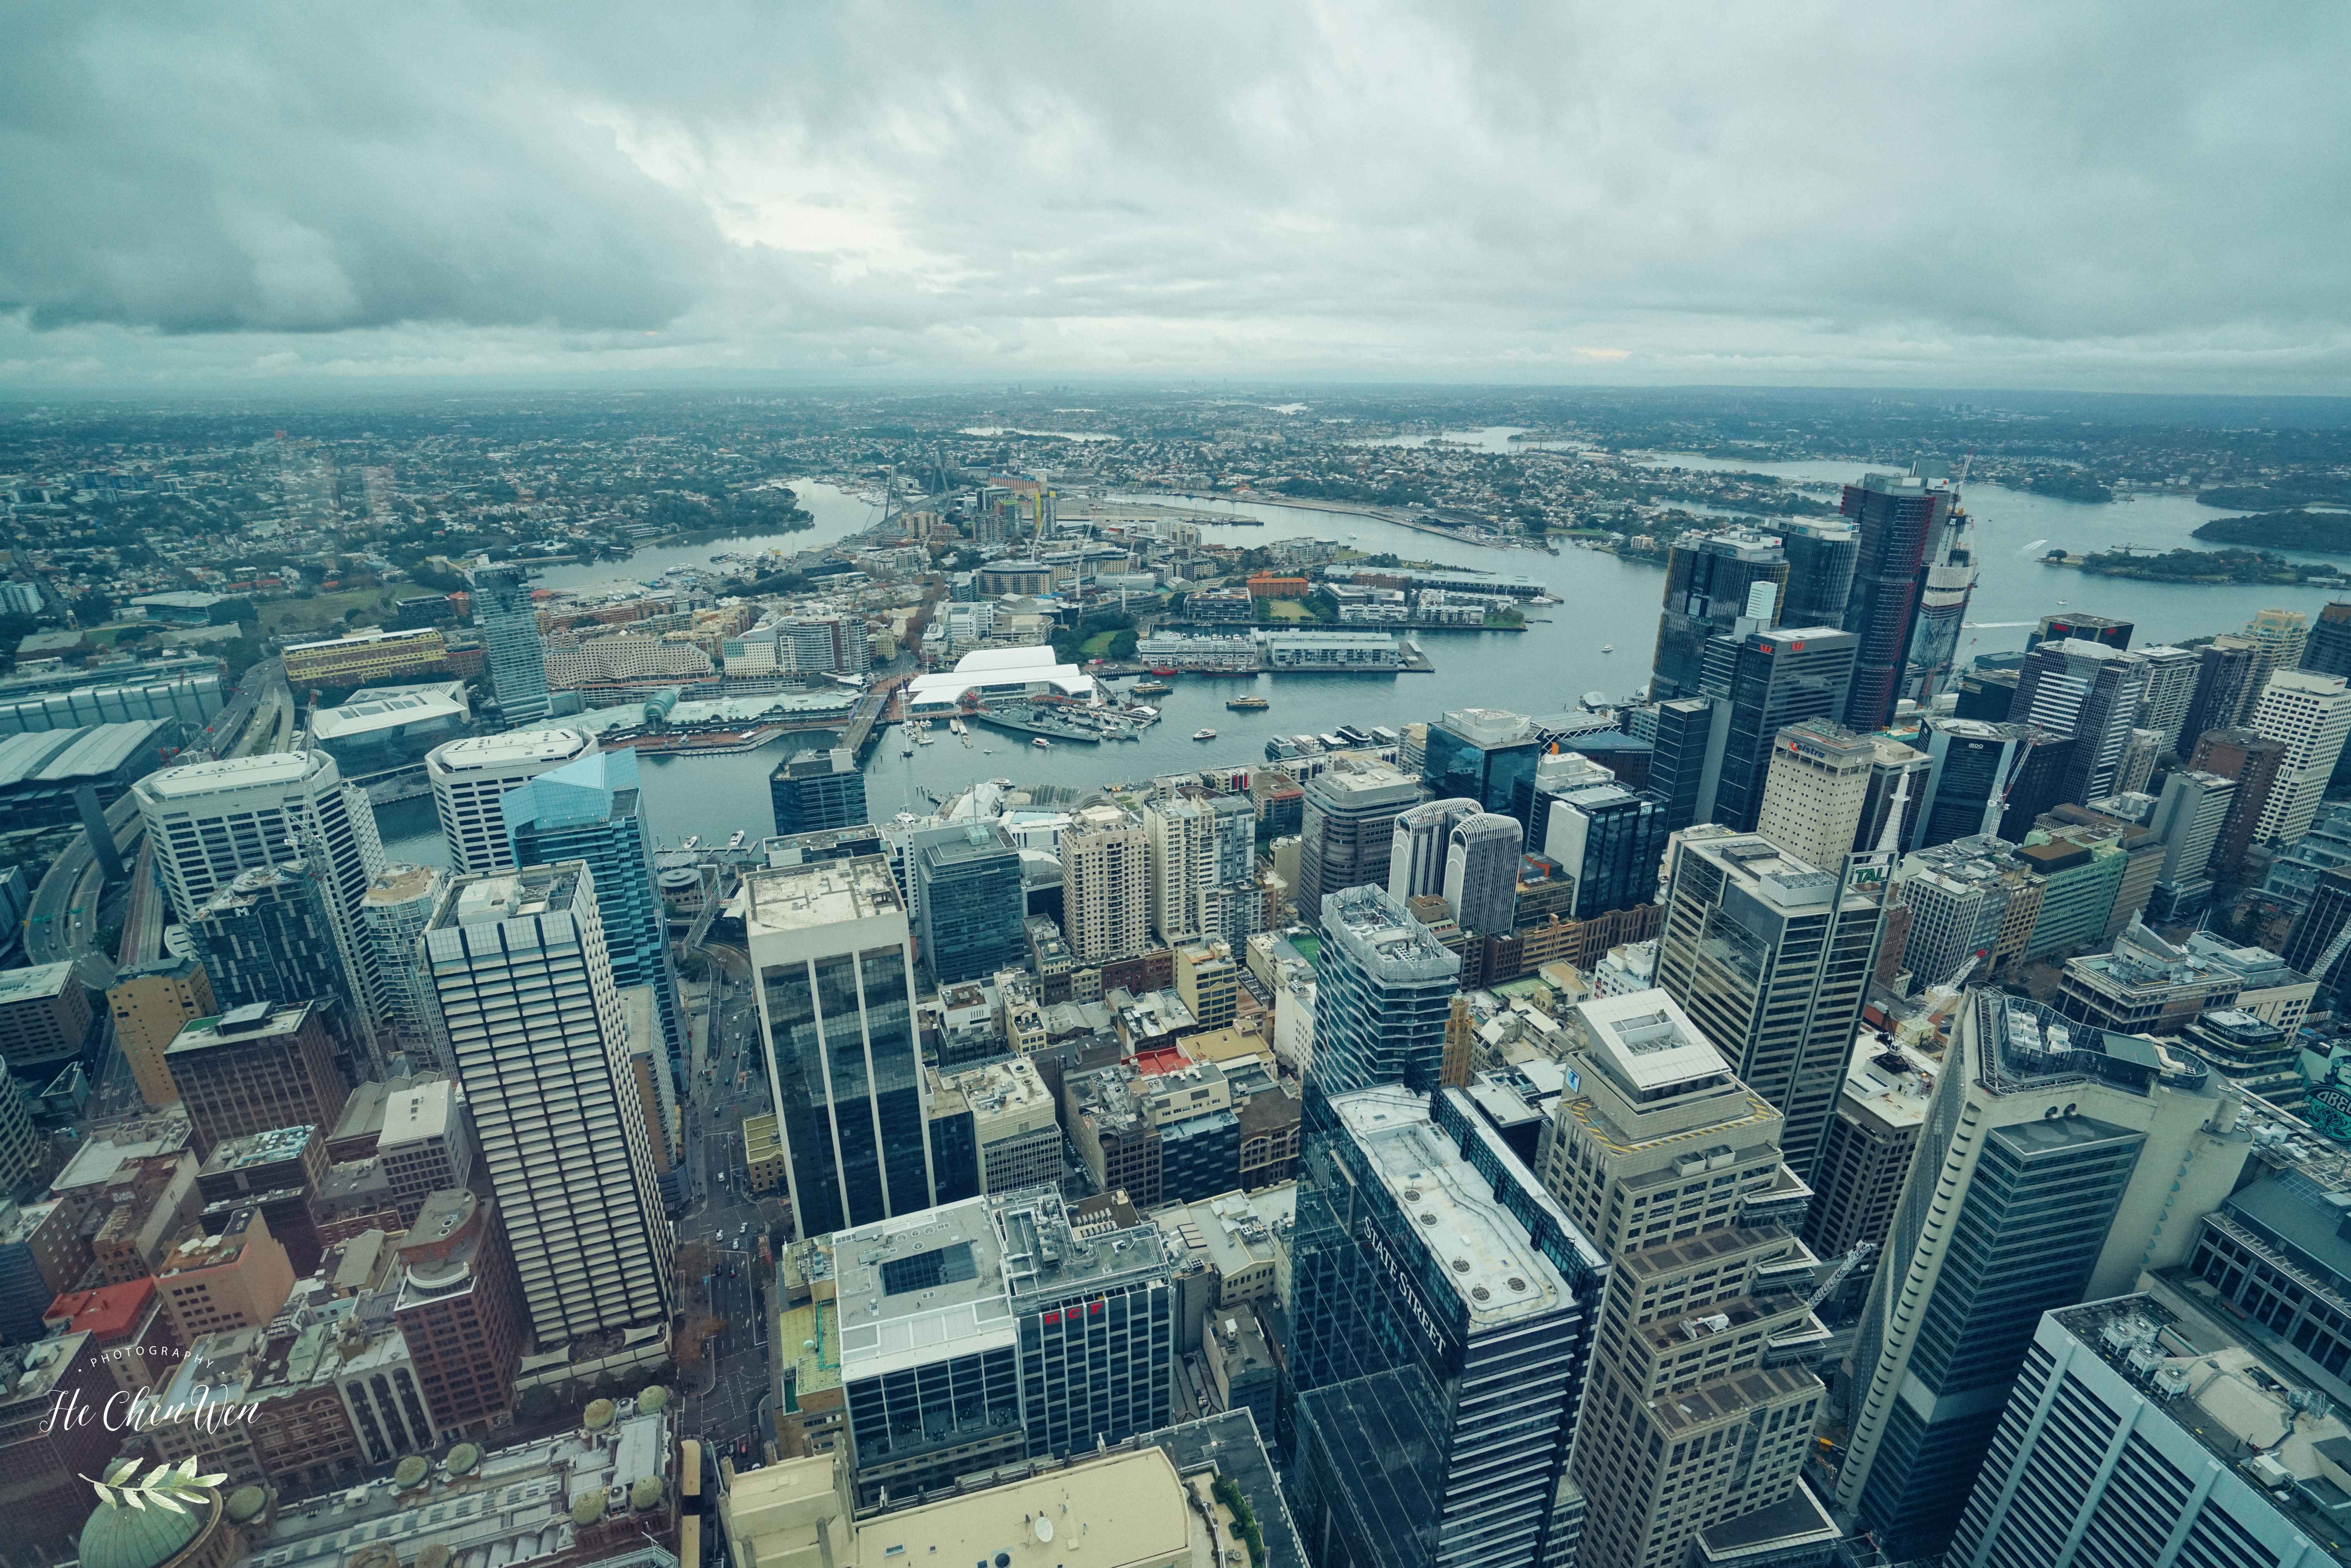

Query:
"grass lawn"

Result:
[[258, 586, 394, 638], [1258, 597, 1316, 621], [1078, 630, 1120, 657]]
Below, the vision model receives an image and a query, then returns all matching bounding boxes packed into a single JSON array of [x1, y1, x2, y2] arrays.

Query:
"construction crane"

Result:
[[1981, 726, 2043, 838], [2313, 916, 2351, 993], [1801, 1242, 1878, 1317]]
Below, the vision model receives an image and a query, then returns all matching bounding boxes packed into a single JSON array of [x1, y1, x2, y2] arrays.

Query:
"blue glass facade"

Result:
[[770, 748, 868, 836], [468, 563, 551, 723], [915, 829, 1027, 985], [1422, 721, 1541, 834], [502, 747, 685, 1070]]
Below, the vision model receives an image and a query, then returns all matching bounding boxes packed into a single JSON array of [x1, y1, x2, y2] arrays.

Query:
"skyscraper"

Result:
[[424, 862, 673, 1348], [1755, 718, 1876, 874], [912, 825, 1026, 985], [425, 729, 599, 875], [2247, 669, 2351, 845], [360, 863, 445, 1065], [1903, 501, 1977, 704], [1143, 794, 1217, 945], [1538, 765, 1668, 919], [1386, 797, 1480, 907], [1650, 529, 1789, 702], [2282, 866, 2351, 991], [769, 747, 868, 837], [133, 750, 388, 1063], [2133, 642, 2201, 751], [1916, 718, 2033, 848], [1642, 695, 1723, 832], [2010, 638, 2153, 805], [1422, 708, 1542, 829], [187, 863, 370, 1081], [2144, 767, 2234, 919], [2301, 599, 2351, 677], [1441, 812, 1521, 937], [2026, 611, 2133, 651], [2242, 605, 2311, 698], [743, 855, 936, 1239], [1059, 803, 1149, 964], [1855, 734, 1932, 852], [1307, 884, 1460, 1099], [1706, 624, 1861, 834], [1839, 469, 1954, 732], [1544, 991, 1835, 1568], [1893, 835, 2039, 988], [164, 1000, 348, 1158], [1297, 757, 1422, 918], [2188, 725, 2289, 883], [1834, 992, 2247, 1560], [502, 746, 686, 1096], [467, 561, 552, 723], [1287, 1082, 1604, 1568], [1655, 826, 1881, 1179], [1777, 518, 1859, 628], [2179, 632, 2263, 746]]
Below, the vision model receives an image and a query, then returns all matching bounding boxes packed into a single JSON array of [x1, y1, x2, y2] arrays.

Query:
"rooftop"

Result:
[[136, 749, 327, 801], [165, 1000, 318, 1056], [743, 855, 904, 932], [1322, 884, 1460, 984], [1571, 989, 1729, 1095], [198, 1123, 316, 1175], [850, 1445, 1189, 1568], [425, 728, 596, 773], [1838, 1030, 1939, 1132], [380, 1079, 455, 1148], [360, 862, 442, 908], [0, 960, 77, 1006], [1678, 826, 1860, 914], [309, 690, 467, 741]]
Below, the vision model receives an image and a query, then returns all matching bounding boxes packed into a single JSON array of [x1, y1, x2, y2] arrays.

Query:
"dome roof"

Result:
[[77, 1495, 207, 1568]]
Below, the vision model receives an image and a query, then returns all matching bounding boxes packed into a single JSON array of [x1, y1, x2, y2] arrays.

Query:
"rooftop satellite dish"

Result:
[[1036, 1518, 1055, 1543]]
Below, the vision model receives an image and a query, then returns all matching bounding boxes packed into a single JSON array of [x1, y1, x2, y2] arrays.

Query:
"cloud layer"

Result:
[[3, 2, 2346, 390]]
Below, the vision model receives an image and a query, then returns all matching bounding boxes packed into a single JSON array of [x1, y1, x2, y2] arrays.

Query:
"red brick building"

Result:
[[393, 1189, 522, 1439]]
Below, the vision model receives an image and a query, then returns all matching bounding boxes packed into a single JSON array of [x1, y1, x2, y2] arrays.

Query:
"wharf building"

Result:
[[1655, 827, 1881, 1182], [423, 728, 598, 875], [423, 863, 673, 1349], [1835, 991, 2254, 1561], [821, 1185, 1174, 1505], [1542, 990, 1838, 1568], [743, 855, 938, 1240], [1287, 1082, 1605, 1568]]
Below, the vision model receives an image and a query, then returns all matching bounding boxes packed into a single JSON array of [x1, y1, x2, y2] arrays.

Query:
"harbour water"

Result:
[[378, 465, 2351, 864]]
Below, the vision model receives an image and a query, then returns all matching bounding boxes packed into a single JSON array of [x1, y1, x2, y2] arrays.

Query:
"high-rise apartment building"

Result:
[[2011, 638, 2153, 805], [2133, 642, 2201, 750], [358, 863, 446, 1063], [2189, 725, 2289, 882], [1387, 797, 1480, 907], [424, 729, 598, 875], [2243, 605, 2311, 696], [424, 862, 673, 1348], [1839, 469, 1954, 732], [2248, 669, 2351, 846], [912, 826, 1027, 985], [1755, 718, 1876, 874], [1297, 757, 1422, 918], [2180, 633, 2264, 746], [2144, 767, 2235, 918], [1948, 1294, 2351, 1568], [165, 1000, 348, 1157], [1289, 1082, 1604, 1568], [503, 746, 685, 1079], [1059, 803, 1149, 964], [1308, 884, 1461, 1099], [187, 863, 369, 1080], [1442, 812, 1522, 937], [106, 954, 214, 1106], [1777, 518, 1859, 628], [1655, 827, 1881, 1180], [133, 750, 386, 1057], [769, 747, 868, 837], [1544, 990, 1835, 1568], [1143, 794, 1218, 945], [1706, 625, 1860, 834], [467, 561, 552, 723], [1916, 719, 2033, 848], [1835, 992, 2248, 1559], [1650, 529, 1790, 702], [743, 856, 936, 1240]]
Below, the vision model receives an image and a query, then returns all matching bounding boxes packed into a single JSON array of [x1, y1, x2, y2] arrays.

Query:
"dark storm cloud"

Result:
[[2, 2, 2347, 387]]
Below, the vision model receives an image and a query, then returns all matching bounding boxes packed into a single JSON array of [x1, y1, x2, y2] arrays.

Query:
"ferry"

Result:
[[1033, 737, 1052, 748], [1226, 695, 1270, 711], [1132, 680, 1173, 697], [1194, 728, 1217, 741]]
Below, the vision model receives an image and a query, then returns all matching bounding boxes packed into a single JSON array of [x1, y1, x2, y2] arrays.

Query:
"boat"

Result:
[[1194, 728, 1217, 741], [726, 831, 746, 850], [1132, 680, 1173, 696], [1033, 737, 1052, 748], [1149, 666, 1180, 677], [682, 836, 701, 850], [1226, 695, 1270, 711], [1601, 643, 1615, 653]]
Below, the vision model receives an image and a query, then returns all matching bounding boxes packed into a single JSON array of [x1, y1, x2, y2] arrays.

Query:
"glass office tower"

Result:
[[1423, 708, 1543, 832], [467, 561, 552, 724]]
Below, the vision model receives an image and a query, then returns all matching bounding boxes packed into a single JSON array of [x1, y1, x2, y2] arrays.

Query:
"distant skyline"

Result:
[[4, 4, 2345, 394]]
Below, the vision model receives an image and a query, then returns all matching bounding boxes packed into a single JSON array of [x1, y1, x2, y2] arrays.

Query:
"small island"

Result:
[[2017, 470, 2115, 504], [2052, 544, 2346, 585], [2191, 508, 2351, 554]]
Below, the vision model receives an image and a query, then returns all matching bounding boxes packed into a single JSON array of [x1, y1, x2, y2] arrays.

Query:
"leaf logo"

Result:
[[83, 1456, 229, 1514]]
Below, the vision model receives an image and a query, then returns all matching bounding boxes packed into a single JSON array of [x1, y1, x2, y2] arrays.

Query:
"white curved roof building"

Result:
[[904, 645, 1096, 715]]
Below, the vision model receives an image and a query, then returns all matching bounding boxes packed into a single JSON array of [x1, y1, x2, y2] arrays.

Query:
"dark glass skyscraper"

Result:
[[1839, 471, 1953, 733], [1777, 518, 1859, 627], [1423, 709, 1543, 832], [1916, 717, 2031, 849], [467, 561, 551, 724], [1649, 530, 1789, 702], [769, 746, 869, 836], [913, 825, 1027, 985], [186, 862, 369, 1081], [1706, 625, 1860, 834], [1640, 696, 1721, 832]]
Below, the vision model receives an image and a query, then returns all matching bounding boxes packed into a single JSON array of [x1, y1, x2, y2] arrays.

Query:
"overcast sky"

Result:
[[3, 3, 2345, 394]]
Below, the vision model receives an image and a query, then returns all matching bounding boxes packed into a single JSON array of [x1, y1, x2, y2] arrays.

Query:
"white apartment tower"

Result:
[[1755, 719, 1876, 875], [423, 861, 673, 1347], [359, 862, 448, 1067], [2248, 668, 2351, 846], [2133, 643, 2201, 751], [1059, 804, 1149, 965], [424, 728, 598, 875], [1143, 796, 1215, 946]]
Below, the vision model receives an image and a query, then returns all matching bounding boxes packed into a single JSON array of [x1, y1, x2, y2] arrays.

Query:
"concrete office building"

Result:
[[358, 863, 446, 1064], [1805, 1032, 1938, 1265], [468, 560, 552, 723], [424, 863, 673, 1348], [1289, 1082, 1604, 1568], [1442, 812, 1522, 937], [1059, 803, 1150, 965], [2134, 642, 2201, 751], [1755, 718, 1876, 876], [1840, 469, 1955, 732], [133, 750, 387, 1060], [392, 1187, 523, 1439], [2190, 725, 2290, 884], [823, 1186, 1173, 1504], [1308, 884, 1462, 1100], [743, 856, 937, 1240], [2144, 767, 2235, 918], [106, 955, 214, 1106], [1298, 756, 1424, 918], [2012, 638, 2153, 806], [912, 826, 1027, 986], [1650, 529, 1790, 702], [424, 729, 598, 875], [165, 1000, 347, 1158], [1893, 836, 2040, 987], [2249, 669, 2351, 846], [1655, 827, 1882, 1181], [0, 960, 92, 1083], [1544, 991, 1836, 1568], [769, 747, 867, 838], [1835, 992, 2251, 1560], [1948, 1295, 2351, 1568], [1387, 796, 1480, 908]]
